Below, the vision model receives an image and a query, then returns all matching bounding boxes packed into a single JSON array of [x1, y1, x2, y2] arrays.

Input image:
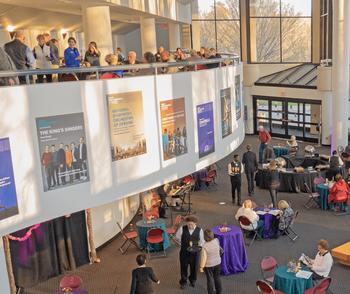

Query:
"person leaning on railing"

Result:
[[0, 47, 18, 86]]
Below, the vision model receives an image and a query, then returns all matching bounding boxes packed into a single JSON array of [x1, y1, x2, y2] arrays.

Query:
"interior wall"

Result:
[[115, 27, 142, 58], [156, 24, 169, 50]]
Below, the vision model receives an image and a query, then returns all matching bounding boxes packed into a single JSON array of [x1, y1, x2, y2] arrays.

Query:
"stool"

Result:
[[331, 242, 350, 266], [59, 274, 82, 290]]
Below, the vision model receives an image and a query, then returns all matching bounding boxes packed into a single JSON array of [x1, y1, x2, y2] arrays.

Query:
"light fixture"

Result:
[[61, 28, 68, 39], [7, 25, 15, 32]]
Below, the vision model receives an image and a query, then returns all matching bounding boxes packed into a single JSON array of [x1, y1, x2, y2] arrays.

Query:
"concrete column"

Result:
[[331, 0, 350, 149], [0, 25, 11, 47], [140, 17, 157, 54], [191, 0, 200, 50], [181, 24, 191, 49], [82, 5, 113, 66], [168, 22, 181, 50]]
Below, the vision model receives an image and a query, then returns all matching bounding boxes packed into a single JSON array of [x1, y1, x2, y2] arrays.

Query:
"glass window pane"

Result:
[[257, 118, 270, 131], [271, 121, 285, 135], [193, 0, 215, 19], [250, 0, 280, 17], [288, 102, 298, 113], [195, 20, 217, 49], [281, 0, 312, 16], [257, 110, 269, 118], [215, 0, 240, 19], [282, 18, 311, 62], [216, 21, 240, 55], [271, 101, 282, 111], [257, 99, 269, 110], [250, 18, 281, 62]]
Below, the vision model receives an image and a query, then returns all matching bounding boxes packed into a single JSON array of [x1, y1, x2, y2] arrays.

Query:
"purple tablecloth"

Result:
[[255, 208, 277, 239], [212, 225, 248, 275]]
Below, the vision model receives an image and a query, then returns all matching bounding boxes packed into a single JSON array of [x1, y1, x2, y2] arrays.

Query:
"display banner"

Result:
[[107, 91, 147, 161], [160, 97, 188, 161], [0, 138, 19, 221], [220, 87, 232, 138], [197, 102, 215, 158], [36, 113, 89, 192], [235, 75, 242, 120]]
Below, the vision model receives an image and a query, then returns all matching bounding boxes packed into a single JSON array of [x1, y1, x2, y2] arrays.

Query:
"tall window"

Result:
[[192, 0, 241, 55], [248, 0, 312, 63], [320, 0, 332, 61]]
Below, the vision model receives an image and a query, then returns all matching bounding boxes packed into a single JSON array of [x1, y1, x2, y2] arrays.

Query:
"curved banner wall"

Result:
[[0, 64, 244, 236]]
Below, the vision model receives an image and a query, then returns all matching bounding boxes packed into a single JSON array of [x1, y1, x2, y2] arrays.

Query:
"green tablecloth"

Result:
[[273, 146, 289, 157], [316, 184, 329, 210], [273, 266, 313, 294], [136, 219, 170, 251]]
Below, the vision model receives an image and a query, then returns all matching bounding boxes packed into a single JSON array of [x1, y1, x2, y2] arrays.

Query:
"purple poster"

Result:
[[197, 102, 215, 158], [0, 138, 19, 221]]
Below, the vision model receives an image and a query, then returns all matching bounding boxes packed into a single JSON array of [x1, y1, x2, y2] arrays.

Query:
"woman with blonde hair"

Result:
[[271, 200, 294, 238], [235, 200, 263, 236], [103, 54, 124, 78]]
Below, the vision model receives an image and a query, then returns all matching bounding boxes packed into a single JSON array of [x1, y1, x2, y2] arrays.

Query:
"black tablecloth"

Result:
[[281, 155, 327, 169], [255, 169, 318, 193]]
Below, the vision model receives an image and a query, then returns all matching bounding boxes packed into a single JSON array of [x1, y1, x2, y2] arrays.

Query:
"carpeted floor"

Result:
[[26, 136, 350, 294]]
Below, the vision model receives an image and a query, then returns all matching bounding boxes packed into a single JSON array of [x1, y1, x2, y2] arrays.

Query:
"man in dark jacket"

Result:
[[57, 143, 66, 185], [242, 144, 258, 196], [50, 145, 60, 187], [78, 137, 88, 180], [0, 47, 18, 86]]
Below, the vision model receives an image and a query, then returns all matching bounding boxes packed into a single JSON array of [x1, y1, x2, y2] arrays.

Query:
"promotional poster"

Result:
[[160, 98, 188, 160], [235, 75, 242, 120], [107, 91, 147, 161], [197, 102, 215, 158], [0, 138, 19, 221], [36, 112, 89, 192], [220, 87, 232, 138]]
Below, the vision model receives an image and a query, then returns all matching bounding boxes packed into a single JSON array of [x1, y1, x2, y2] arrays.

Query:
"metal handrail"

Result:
[[0, 56, 240, 81]]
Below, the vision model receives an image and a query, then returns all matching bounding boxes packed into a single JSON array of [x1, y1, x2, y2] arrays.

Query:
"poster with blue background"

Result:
[[0, 138, 19, 221], [197, 102, 215, 158]]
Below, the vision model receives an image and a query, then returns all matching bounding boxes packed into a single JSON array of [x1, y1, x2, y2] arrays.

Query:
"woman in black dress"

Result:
[[267, 160, 280, 207], [130, 254, 160, 294]]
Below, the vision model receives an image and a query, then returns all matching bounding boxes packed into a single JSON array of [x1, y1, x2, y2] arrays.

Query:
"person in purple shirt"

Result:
[[64, 37, 81, 68]]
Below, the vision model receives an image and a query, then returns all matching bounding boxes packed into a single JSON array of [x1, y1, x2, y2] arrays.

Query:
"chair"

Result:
[[304, 182, 321, 209], [304, 277, 332, 294], [101, 72, 120, 80], [282, 210, 299, 241], [59, 274, 82, 291], [167, 215, 182, 245], [238, 216, 262, 247], [256, 280, 285, 294], [146, 228, 166, 258], [117, 222, 140, 254], [260, 256, 278, 284], [201, 169, 217, 188]]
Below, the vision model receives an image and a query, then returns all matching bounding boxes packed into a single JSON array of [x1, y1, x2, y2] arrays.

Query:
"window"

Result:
[[248, 0, 312, 63], [320, 0, 332, 61], [192, 0, 241, 55]]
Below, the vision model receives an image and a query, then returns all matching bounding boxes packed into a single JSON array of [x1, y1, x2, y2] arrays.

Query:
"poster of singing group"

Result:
[[107, 91, 147, 161], [0, 138, 19, 221], [36, 112, 89, 192], [160, 97, 188, 161], [197, 102, 215, 158]]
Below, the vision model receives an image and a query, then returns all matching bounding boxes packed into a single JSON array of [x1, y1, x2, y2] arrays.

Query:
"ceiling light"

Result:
[[7, 25, 15, 32]]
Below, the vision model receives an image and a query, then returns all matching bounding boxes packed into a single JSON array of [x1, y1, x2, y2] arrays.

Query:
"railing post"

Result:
[[25, 75, 30, 85], [96, 70, 100, 80]]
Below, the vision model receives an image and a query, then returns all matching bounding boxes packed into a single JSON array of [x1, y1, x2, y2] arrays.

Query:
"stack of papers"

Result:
[[256, 210, 267, 215], [269, 209, 282, 216], [296, 270, 312, 279]]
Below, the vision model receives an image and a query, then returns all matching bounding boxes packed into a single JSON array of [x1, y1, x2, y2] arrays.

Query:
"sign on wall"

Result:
[[235, 75, 242, 120], [36, 113, 89, 192], [0, 138, 19, 221], [107, 91, 147, 161], [220, 87, 232, 138], [160, 97, 188, 161], [197, 102, 215, 158]]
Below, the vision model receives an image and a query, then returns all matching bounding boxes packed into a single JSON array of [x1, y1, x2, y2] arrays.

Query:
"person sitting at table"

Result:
[[329, 150, 343, 179], [262, 145, 275, 163], [130, 254, 160, 294], [266, 160, 280, 207], [199, 229, 222, 294], [286, 135, 298, 155], [271, 200, 294, 238], [235, 200, 263, 236], [176, 216, 205, 289], [306, 239, 333, 281], [328, 173, 350, 212]]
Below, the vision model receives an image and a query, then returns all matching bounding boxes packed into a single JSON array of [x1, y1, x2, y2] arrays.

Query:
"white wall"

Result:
[[115, 27, 142, 58]]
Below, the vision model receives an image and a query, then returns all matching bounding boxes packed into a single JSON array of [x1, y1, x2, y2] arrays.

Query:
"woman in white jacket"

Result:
[[33, 34, 52, 83], [235, 199, 263, 236]]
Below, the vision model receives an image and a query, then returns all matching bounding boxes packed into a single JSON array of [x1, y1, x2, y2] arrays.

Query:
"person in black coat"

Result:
[[267, 160, 280, 207], [57, 143, 66, 185], [242, 144, 258, 196], [130, 254, 160, 294], [78, 137, 88, 180]]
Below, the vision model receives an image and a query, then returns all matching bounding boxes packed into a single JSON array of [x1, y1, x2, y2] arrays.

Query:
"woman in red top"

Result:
[[328, 174, 350, 211]]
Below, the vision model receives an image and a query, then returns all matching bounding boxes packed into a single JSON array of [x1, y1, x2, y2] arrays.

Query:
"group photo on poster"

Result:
[[107, 91, 147, 161], [0, 138, 19, 221], [197, 102, 215, 158], [160, 97, 188, 161], [235, 75, 242, 120], [36, 112, 89, 192], [220, 87, 232, 138]]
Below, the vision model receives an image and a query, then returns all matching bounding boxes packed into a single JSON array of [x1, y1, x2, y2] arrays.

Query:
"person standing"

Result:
[[78, 137, 87, 180], [41, 145, 52, 190], [267, 160, 280, 207], [70, 142, 80, 180], [242, 144, 258, 196], [57, 143, 66, 185], [176, 216, 205, 289], [84, 41, 101, 66], [50, 145, 60, 187], [199, 229, 222, 294], [0, 47, 18, 86], [33, 34, 52, 83], [130, 254, 160, 294], [64, 37, 81, 68], [258, 126, 271, 164], [228, 154, 244, 206], [65, 145, 73, 184]]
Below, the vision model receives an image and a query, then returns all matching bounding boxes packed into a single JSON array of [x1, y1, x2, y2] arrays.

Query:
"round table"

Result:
[[273, 266, 313, 294], [136, 219, 170, 251], [316, 184, 329, 210], [273, 146, 289, 157], [212, 225, 248, 275], [255, 208, 277, 239]]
